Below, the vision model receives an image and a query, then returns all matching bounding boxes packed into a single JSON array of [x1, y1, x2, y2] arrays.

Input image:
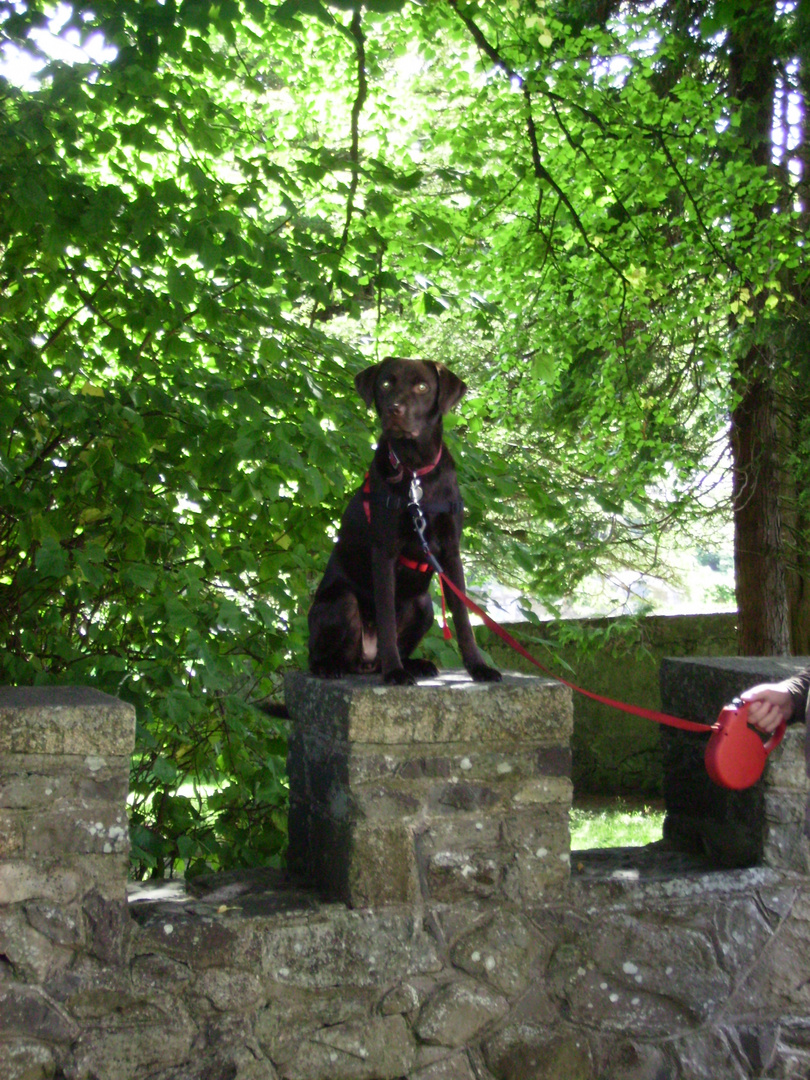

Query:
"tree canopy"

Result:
[[1, 0, 807, 875]]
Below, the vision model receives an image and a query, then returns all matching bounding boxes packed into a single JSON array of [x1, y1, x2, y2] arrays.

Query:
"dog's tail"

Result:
[[255, 701, 290, 720]]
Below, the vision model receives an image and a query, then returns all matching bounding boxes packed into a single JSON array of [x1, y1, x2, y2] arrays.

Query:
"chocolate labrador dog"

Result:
[[308, 357, 502, 685]]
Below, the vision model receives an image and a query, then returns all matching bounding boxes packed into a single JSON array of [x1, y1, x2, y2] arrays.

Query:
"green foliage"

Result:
[[1, 0, 806, 873]]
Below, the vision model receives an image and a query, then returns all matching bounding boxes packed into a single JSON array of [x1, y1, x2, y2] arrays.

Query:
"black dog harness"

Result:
[[360, 444, 459, 637]]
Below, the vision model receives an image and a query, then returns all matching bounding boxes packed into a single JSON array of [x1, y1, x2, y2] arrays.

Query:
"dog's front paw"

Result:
[[469, 663, 502, 683], [403, 658, 440, 679], [384, 667, 417, 686]]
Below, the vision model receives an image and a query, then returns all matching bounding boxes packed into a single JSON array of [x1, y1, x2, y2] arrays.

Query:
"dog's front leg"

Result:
[[371, 546, 414, 685], [441, 551, 502, 682]]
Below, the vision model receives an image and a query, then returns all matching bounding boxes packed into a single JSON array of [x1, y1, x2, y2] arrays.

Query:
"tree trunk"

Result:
[[727, 1, 790, 655], [731, 352, 790, 654], [784, 7, 810, 653]]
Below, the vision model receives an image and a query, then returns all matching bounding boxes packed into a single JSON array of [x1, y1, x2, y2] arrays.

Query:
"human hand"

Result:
[[739, 683, 794, 734]]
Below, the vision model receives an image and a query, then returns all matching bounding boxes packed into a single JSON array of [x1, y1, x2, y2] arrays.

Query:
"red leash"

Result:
[[360, 458, 781, 788], [437, 571, 714, 734]]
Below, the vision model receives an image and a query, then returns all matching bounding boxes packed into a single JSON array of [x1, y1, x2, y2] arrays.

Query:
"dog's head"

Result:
[[354, 357, 467, 440]]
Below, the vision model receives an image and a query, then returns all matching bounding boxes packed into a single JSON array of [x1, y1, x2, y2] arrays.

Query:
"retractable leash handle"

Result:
[[434, 571, 785, 791], [704, 698, 786, 791]]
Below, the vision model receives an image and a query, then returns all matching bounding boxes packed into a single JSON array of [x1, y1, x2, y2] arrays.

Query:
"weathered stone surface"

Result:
[[0, 808, 24, 857], [347, 745, 568, 786], [24, 900, 83, 947], [0, 860, 81, 906], [24, 799, 130, 857], [409, 1051, 477, 1080], [0, 686, 136, 756], [379, 976, 441, 1022], [415, 978, 508, 1047], [258, 907, 442, 989], [0, 983, 78, 1043], [767, 727, 809, 790], [82, 889, 131, 964], [8, 667, 810, 1080], [255, 984, 376, 1057], [347, 821, 418, 906], [669, 1029, 748, 1080], [550, 908, 737, 1029], [132, 913, 242, 970], [450, 910, 553, 997], [418, 809, 570, 904], [270, 1014, 417, 1080], [0, 854, 128, 906], [196, 967, 266, 1012], [483, 1029, 595, 1080], [0, 1040, 56, 1080], [602, 1041, 676, 1080], [0, 907, 75, 983], [0, 753, 130, 809], [727, 890, 810, 1014], [68, 1018, 197, 1080], [286, 671, 573, 905], [284, 671, 572, 746], [131, 951, 193, 994]]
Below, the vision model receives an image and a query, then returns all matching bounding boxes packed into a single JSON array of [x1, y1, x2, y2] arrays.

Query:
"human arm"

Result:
[[740, 669, 810, 733]]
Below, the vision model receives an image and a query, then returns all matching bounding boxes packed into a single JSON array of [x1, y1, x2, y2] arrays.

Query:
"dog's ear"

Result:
[[431, 363, 467, 414], [354, 365, 381, 408]]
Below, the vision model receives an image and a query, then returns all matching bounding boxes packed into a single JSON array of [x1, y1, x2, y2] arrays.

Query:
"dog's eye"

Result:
[[379, 378, 392, 391], [415, 381, 429, 394]]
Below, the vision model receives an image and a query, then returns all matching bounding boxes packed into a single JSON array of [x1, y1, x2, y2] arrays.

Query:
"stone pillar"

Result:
[[659, 656, 810, 871], [284, 671, 573, 908], [0, 686, 135, 1075]]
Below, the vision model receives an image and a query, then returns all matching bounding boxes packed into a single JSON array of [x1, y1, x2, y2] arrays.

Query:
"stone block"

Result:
[[196, 968, 266, 1012], [284, 671, 572, 747], [67, 1018, 196, 1080], [23, 799, 130, 857], [0, 753, 130, 809], [0, 1040, 56, 1080], [449, 910, 554, 997], [0, 854, 129, 906], [660, 656, 810, 726], [0, 686, 136, 757], [0, 983, 79, 1043], [660, 656, 810, 870], [0, 861, 82, 906], [0, 809, 24, 857], [766, 726, 808, 790], [348, 821, 419, 907], [285, 671, 572, 905], [270, 1014, 416, 1080], [258, 906, 442, 989], [414, 977, 509, 1048], [417, 808, 570, 904], [409, 1051, 478, 1080], [483, 1029, 595, 1080], [0, 906, 77, 983]]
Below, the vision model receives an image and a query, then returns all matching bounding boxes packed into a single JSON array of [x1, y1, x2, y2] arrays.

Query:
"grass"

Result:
[[570, 797, 665, 851]]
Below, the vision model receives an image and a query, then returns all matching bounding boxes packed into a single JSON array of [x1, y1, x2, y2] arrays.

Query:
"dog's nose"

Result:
[[388, 401, 404, 416]]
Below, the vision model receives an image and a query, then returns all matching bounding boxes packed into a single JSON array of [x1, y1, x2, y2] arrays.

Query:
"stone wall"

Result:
[[285, 672, 573, 908], [660, 656, 810, 872], [3, 675, 810, 1080], [482, 612, 738, 796]]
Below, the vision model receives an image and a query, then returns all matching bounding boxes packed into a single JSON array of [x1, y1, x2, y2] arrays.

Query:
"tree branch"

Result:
[[310, 8, 368, 326], [445, 0, 628, 285]]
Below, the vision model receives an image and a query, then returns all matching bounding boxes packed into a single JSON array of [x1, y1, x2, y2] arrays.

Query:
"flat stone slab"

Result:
[[284, 670, 572, 745], [661, 656, 810, 726], [0, 686, 135, 756]]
